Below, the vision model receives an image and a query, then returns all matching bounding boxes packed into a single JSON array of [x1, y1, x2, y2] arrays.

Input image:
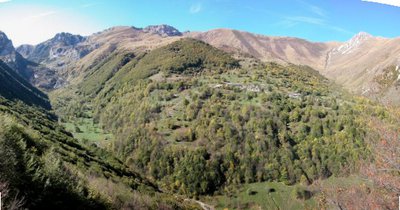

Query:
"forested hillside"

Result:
[[0, 59, 199, 209], [1, 33, 397, 209], [52, 39, 388, 203], [1, 0, 399, 207], [0, 60, 50, 109]]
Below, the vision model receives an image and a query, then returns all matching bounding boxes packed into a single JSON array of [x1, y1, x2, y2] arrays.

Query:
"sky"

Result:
[[0, 0, 400, 46]]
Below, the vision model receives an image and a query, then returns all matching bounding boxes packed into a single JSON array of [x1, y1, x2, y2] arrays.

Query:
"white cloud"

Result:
[[284, 16, 325, 25], [24, 11, 57, 20], [309, 5, 326, 17], [81, 3, 101, 8], [190, 3, 202, 14], [362, 0, 400, 7], [296, 0, 327, 17], [0, 0, 12, 3]]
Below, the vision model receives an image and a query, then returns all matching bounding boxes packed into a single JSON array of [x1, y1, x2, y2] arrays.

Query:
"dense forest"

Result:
[[51, 39, 383, 200], [0, 60, 200, 209], [2, 38, 398, 209]]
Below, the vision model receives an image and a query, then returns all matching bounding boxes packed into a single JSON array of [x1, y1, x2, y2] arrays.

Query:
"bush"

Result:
[[246, 188, 257, 195], [292, 186, 313, 200], [75, 126, 82, 133]]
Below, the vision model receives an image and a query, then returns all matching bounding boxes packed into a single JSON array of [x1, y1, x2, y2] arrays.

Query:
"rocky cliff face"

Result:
[[0, 31, 58, 89], [142, 25, 182, 37], [0, 31, 15, 56], [331, 32, 373, 55], [15, 32, 100, 89], [0, 31, 33, 79], [16, 32, 95, 69], [60, 26, 182, 84], [15, 26, 184, 89], [16, 44, 34, 58], [322, 32, 400, 104]]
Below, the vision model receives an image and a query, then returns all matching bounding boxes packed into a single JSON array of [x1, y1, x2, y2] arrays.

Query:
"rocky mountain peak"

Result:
[[351, 31, 373, 42], [142, 24, 182, 37], [0, 31, 15, 56], [16, 44, 35, 58], [0, 30, 8, 39], [52, 32, 86, 46], [331, 31, 374, 55]]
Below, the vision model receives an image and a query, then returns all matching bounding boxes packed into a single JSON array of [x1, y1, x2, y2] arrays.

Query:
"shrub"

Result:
[[246, 188, 257, 195], [292, 186, 313, 200]]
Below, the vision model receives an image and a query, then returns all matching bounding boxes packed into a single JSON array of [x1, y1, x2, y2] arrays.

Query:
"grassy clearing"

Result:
[[63, 117, 113, 147], [208, 176, 368, 210], [210, 182, 317, 210]]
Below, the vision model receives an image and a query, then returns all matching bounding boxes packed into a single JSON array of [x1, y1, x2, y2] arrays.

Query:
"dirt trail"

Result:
[[185, 199, 214, 210]]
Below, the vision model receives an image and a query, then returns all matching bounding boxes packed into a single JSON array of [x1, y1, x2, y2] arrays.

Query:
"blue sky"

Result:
[[0, 0, 399, 45]]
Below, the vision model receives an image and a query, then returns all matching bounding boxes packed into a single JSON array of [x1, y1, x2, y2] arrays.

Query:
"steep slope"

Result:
[[82, 38, 239, 101], [16, 32, 98, 89], [0, 60, 50, 109], [0, 49, 200, 209], [13, 26, 400, 105], [16, 32, 97, 77], [53, 39, 372, 199], [15, 43, 34, 58], [16, 26, 184, 88], [186, 29, 338, 70], [188, 29, 400, 105], [323, 32, 400, 104], [0, 31, 57, 89], [66, 26, 182, 83], [0, 97, 200, 209], [7, 25, 398, 209], [17, 32, 88, 63], [65, 26, 335, 87], [143, 24, 183, 37], [101, 38, 238, 84], [0, 31, 34, 79], [18, 26, 336, 87]]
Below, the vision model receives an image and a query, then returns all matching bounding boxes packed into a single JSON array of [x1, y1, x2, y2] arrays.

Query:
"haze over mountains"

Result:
[[0, 24, 398, 105]]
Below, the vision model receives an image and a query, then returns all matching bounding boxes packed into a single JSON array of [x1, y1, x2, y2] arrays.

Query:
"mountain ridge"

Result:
[[0, 60, 51, 109], [0, 31, 60, 89], [1, 24, 399, 209], [7, 24, 400, 104]]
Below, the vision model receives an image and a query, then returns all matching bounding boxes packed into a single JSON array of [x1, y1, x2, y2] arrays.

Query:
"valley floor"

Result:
[[202, 176, 369, 210]]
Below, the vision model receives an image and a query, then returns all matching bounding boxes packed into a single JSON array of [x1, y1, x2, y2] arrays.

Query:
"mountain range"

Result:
[[1, 24, 398, 105], [0, 24, 399, 209]]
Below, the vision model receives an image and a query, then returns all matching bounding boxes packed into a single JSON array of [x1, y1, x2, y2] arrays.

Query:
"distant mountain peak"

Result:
[[52, 32, 86, 45], [0, 30, 7, 37], [352, 31, 373, 41], [0, 31, 15, 56], [142, 24, 182, 37], [16, 44, 35, 58], [331, 32, 374, 55]]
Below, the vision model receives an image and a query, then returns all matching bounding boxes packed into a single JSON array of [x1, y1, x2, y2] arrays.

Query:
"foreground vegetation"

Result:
[[0, 61, 50, 109], [0, 50, 205, 209], [0, 96, 202, 209], [51, 38, 397, 209], [1, 32, 397, 209]]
